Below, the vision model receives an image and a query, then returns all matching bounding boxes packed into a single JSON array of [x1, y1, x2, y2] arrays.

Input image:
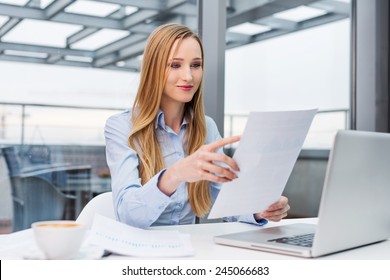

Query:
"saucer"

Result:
[[71, 244, 105, 260], [23, 243, 105, 260]]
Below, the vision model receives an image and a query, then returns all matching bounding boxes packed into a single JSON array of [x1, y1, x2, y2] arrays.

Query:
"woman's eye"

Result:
[[191, 63, 201, 68], [170, 63, 181, 69]]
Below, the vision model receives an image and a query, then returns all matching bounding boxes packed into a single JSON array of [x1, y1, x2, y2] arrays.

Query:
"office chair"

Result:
[[10, 175, 77, 231], [1, 146, 93, 229], [1, 146, 91, 188], [76, 192, 115, 229], [2, 146, 60, 175]]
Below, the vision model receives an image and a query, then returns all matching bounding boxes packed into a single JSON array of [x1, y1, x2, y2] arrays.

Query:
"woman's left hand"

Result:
[[255, 196, 290, 222]]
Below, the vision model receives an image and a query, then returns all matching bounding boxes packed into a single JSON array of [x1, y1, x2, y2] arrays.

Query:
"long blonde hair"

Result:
[[128, 23, 211, 217]]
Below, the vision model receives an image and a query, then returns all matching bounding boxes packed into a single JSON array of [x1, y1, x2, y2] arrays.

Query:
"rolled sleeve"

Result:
[[118, 170, 172, 228], [104, 111, 171, 228], [237, 215, 268, 226]]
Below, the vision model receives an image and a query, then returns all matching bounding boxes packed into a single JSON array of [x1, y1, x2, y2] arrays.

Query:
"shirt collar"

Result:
[[155, 110, 190, 130]]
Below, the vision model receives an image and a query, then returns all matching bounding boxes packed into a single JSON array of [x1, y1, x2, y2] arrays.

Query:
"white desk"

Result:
[[1, 218, 389, 260], [107, 218, 390, 260]]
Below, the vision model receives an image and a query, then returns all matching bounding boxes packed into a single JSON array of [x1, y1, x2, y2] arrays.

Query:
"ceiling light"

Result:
[[0, 15, 9, 27], [65, 0, 120, 17], [2, 19, 82, 48], [228, 22, 271, 36], [40, 0, 55, 9], [4, 50, 48, 58], [70, 29, 130, 51], [0, 0, 28, 6], [273, 6, 327, 22], [125, 6, 138, 15], [64, 55, 93, 63]]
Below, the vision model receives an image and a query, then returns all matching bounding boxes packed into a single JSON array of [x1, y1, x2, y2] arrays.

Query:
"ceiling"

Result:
[[0, 0, 350, 72]]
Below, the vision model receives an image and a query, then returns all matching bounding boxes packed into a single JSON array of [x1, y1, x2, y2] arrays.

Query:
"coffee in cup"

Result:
[[32, 220, 86, 259]]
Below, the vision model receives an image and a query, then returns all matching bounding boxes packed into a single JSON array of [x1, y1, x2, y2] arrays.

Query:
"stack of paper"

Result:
[[89, 214, 194, 257]]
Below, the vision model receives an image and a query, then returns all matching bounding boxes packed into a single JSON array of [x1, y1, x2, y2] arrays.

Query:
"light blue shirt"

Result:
[[104, 108, 267, 229]]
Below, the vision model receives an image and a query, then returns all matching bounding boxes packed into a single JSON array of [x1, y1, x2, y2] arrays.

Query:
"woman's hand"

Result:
[[255, 196, 290, 222], [159, 136, 240, 195]]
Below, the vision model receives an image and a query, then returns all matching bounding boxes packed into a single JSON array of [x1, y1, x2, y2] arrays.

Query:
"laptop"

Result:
[[214, 130, 390, 258]]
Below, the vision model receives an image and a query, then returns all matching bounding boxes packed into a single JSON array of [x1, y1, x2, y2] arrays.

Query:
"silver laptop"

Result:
[[214, 130, 390, 258]]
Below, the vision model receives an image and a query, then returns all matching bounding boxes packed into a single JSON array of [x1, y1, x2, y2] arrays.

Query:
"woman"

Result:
[[104, 23, 289, 229]]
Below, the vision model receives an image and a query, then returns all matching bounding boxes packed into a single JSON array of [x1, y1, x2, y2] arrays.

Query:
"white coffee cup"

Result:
[[32, 220, 86, 260]]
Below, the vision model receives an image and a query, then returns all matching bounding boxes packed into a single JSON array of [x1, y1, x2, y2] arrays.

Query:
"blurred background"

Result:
[[1, 0, 387, 232]]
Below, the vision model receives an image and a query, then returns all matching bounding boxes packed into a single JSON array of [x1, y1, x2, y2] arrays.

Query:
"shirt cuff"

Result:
[[237, 214, 268, 226]]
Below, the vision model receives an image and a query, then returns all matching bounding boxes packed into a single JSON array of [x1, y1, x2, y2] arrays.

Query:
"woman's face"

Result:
[[162, 37, 203, 107]]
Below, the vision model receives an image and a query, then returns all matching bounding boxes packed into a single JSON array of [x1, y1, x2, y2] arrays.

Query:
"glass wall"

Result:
[[0, 103, 119, 232], [222, 1, 351, 219], [0, 0, 352, 232], [225, 18, 351, 149]]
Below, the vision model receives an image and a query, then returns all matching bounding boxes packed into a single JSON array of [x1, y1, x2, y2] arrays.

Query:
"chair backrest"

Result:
[[11, 176, 70, 231], [76, 192, 115, 229], [1, 146, 22, 176]]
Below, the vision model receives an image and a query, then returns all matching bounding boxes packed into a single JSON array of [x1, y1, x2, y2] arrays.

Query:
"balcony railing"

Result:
[[0, 102, 348, 148]]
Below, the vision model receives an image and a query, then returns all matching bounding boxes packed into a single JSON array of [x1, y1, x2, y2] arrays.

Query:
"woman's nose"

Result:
[[181, 67, 193, 81]]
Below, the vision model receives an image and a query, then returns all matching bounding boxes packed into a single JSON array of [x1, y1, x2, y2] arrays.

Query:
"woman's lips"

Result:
[[177, 85, 193, 91]]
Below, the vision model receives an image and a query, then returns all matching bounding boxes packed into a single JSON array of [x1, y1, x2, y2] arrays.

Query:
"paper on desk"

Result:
[[208, 109, 317, 219], [88, 214, 194, 257]]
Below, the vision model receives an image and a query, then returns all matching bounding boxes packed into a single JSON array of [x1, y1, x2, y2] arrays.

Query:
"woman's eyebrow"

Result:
[[169, 57, 202, 61]]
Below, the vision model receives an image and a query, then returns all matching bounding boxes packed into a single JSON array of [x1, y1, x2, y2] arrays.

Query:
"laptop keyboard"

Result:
[[268, 233, 314, 247]]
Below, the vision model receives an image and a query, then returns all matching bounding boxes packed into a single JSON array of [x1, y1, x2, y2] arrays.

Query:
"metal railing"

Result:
[[0, 102, 349, 148], [0, 102, 122, 146]]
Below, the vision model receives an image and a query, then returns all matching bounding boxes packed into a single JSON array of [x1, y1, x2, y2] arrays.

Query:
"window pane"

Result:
[[225, 19, 351, 149]]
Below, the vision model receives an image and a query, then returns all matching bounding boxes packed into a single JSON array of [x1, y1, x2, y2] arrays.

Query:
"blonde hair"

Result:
[[128, 23, 210, 217]]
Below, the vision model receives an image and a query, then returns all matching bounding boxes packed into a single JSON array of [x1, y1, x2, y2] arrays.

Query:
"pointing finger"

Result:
[[206, 135, 240, 152]]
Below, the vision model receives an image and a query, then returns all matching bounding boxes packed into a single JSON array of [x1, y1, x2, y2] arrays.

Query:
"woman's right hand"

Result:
[[158, 135, 241, 195]]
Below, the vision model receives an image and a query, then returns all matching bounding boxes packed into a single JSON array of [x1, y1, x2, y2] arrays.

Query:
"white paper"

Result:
[[208, 109, 317, 219], [0, 229, 37, 259], [89, 214, 194, 257]]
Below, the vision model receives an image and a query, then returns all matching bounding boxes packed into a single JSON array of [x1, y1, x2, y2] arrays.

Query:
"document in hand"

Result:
[[89, 214, 194, 257], [208, 109, 317, 219]]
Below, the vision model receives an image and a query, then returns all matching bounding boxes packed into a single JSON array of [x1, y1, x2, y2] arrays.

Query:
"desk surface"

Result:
[[1, 218, 389, 260], [108, 218, 390, 260]]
